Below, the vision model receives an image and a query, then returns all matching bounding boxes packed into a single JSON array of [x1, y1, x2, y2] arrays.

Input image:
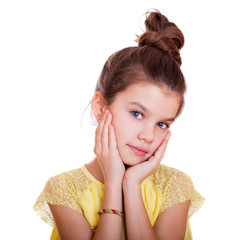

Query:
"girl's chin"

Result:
[[123, 159, 148, 169], [120, 151, 151, 168]]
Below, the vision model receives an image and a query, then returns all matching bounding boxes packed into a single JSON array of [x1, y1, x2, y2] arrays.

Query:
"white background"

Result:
[[1, 0, 239, 239]]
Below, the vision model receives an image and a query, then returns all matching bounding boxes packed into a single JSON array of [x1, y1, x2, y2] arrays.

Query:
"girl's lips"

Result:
[[128, 145, 147, 156]]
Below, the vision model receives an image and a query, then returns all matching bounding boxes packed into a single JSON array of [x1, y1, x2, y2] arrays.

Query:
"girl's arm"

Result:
[[123, 131, 190, 239], [48, 203, 94, 240], [153, 200, 190, 239], [93, 110, 125, 239], [47, 110, 124, 240], [123, 183, 190, 240]]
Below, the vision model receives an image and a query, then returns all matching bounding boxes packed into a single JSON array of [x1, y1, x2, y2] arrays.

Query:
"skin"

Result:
[[49, 82, 190, 240]]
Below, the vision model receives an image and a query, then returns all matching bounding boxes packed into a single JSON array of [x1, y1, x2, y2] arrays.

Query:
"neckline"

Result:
[[81, 164, 105, 188]]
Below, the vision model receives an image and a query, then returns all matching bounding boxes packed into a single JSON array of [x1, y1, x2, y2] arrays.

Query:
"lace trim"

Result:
[[34, 201, 56, 228], [152, 165, 205, 217], [33, 168, 92, 228]]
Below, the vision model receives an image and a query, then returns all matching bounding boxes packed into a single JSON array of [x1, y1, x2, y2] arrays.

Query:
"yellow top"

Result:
[[34, 164, 204, 240]]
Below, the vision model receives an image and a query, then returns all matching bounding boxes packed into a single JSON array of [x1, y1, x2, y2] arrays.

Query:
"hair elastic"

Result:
[[98, 208, 124, 218]]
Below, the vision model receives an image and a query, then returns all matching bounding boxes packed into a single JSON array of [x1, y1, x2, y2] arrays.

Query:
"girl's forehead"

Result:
[[119, 82, 179, 101], [112, 82, 181, 116]]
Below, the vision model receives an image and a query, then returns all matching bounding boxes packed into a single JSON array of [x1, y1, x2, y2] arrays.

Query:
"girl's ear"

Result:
[[91, 91, 108, 120]]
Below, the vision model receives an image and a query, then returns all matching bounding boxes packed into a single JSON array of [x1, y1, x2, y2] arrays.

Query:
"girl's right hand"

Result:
[[94, 110, 125, 185]]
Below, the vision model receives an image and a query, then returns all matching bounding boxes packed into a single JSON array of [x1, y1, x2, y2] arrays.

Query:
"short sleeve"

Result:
[[161, 168, 204, 217], [33, 172, 83, 228]]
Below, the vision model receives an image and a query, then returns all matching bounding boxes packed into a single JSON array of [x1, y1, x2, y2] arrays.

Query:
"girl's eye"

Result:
[[157, 122, 169, 129], [131, 111, 143, 119]]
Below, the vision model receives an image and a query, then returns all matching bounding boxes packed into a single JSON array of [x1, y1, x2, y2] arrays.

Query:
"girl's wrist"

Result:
[[123, 181, 141, 197], [104, 181, 123, 188], [122, 177, 141, 190], [103, 173, 124, 186]]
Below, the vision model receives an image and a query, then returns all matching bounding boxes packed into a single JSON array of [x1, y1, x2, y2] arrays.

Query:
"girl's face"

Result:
[[107, 82, 181, 167]]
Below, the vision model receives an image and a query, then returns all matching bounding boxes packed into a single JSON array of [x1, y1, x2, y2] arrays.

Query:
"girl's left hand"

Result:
[[123, 131, 171, 186]]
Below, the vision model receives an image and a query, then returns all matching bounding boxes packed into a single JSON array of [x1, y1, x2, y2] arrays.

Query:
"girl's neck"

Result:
[[86, 157, 105, 184]]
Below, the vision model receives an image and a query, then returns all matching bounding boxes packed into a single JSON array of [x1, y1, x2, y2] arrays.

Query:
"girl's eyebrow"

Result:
[[128, 101, 176, 122], [128, 101, 149, 111]]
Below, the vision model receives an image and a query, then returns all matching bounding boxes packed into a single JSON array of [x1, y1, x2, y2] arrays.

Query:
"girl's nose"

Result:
[[137, 125, 155, 144]]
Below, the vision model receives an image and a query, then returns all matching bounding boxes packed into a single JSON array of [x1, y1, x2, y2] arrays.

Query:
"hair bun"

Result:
[[137, 10, 184, 66]]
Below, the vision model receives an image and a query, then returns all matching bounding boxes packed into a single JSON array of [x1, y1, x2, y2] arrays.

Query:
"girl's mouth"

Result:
[[127, 145, 147, 156]]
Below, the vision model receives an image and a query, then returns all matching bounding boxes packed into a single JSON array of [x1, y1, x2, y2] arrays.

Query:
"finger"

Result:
[[147, 131, 171, 172], [154, 130, 171, 160], [108, 122, 117, 150], [98, 110, 109, 133], [101, 111, 111, 149], [95, 110, 109, 151]]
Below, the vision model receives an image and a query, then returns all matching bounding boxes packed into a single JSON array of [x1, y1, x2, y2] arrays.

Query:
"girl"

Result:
[[34, 10, 204, 240]]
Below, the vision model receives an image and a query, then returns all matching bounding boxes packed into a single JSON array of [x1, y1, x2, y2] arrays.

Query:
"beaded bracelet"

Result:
[[98, 208, 124, 218]]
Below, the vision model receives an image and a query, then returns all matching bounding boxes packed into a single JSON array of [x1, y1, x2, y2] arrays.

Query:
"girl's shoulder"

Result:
[[33, 165, 97, 228], [45, 164, 104, 196], [47, 166, 91, 188], [148, 164, 205, 216], [150, 164, 192, 187]]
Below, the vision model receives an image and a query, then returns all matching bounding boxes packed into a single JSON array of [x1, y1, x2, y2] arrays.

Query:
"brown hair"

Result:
[[95, 10, 186, 117]]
